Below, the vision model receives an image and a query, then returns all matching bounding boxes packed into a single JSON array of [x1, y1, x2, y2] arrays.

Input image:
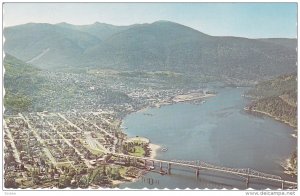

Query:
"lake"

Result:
[[119, 87, 296, 189]]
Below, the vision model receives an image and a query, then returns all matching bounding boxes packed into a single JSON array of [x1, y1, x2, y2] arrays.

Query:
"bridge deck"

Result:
[[113, 153, 297, 186]]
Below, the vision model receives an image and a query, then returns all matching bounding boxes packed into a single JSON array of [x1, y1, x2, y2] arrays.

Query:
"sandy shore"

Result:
[[149, 143, 161, 159], [126, 136, 150, 143], [136, 107, 149, 113]]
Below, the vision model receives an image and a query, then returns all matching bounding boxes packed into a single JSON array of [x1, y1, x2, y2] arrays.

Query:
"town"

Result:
[[4, 67, 216, 189], [4, 110, 161, 188]]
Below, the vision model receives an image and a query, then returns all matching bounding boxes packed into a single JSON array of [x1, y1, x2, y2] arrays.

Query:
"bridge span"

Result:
[[111, 153, 297, 189]]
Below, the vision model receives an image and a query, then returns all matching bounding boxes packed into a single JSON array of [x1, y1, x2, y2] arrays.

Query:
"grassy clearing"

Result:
[[129, 146, 145, 157]]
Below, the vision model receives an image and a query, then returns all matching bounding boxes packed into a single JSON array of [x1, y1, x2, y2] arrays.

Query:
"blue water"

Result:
[[119, 87, 296, 189]]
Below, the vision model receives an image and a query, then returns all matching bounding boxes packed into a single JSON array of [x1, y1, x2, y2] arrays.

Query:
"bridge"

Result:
[[111, 153, 297, 189]]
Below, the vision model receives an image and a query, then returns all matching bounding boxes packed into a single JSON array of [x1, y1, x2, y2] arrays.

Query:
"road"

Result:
[[46, 119, 92, 168], [58, 113, 115, 153], [84, 132, 109, 153], [4, 120, 21, 163]]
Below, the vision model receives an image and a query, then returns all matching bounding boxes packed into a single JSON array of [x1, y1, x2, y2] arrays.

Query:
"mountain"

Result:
[[83, 21, 213, 70], [258, 38, 297, 50], [83, 21, 297, 80], [4, 21, 297, 80], [4, 23, 101, 69], [246, 73, 297, 127], [56, 22, 133, 40]]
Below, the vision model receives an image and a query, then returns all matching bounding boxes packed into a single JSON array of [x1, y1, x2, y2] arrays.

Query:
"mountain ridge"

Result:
[[4, 21, 297, 81]]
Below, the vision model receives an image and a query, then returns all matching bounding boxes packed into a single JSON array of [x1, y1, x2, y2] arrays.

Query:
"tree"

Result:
[[4, 154, 15, 166], [102, 166, 107, 176], [41, 159, 46, 166], [93, 174, 103, 185], [105, 166, 112, 177], [59, 176, 72, 188], [112, 169, 121, 180], [70, 178, 78, 189], [78, 176, 88, 188], [4, 176, 18, 188]]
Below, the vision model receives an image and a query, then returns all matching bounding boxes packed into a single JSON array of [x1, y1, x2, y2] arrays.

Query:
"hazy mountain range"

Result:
[[4, 20, 297, 80]]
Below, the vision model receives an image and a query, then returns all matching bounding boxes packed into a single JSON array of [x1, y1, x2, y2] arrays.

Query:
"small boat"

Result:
[[149, 166, 155, 169], [161, 147, 168, 152], [159, 171, 167, 175], [147, 166, 155, 170]]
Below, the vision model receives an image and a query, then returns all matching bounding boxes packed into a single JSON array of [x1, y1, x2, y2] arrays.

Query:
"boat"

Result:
[[161, 147, 168, 152], [149, 166, 155, 170], [147, 166, 155, 171]]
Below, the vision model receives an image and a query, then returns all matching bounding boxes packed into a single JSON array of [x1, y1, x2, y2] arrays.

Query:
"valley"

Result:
[[3, 20, 297, 189]]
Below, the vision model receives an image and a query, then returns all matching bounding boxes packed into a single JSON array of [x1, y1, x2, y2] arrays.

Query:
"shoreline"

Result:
[[244, 107, 297, 130], [280, 158, 297, 177], [149, 143, 161, 159], [244, 107, 297, 178], [116, 91, 216, 187], [118, 90, 297, 186], [121, 92, 216, 158], [173, 93, 216, 103]]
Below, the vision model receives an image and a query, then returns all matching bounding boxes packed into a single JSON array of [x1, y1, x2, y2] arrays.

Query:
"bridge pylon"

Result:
[[246, 168, 250, 189], [167, 163, 171, 174], [196, 169, 200, 180]]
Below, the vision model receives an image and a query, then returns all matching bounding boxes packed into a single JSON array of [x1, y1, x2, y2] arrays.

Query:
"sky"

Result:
[[3, 3, 298, 38]]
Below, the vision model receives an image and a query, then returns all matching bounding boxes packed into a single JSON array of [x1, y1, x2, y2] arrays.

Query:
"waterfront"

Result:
[[119, 87, 297, 189]]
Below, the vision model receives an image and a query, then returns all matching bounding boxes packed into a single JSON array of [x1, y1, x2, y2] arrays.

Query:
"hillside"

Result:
[[246, 73, 297, 127], [4, 21, 297, 81], [4, 23, 101, 70], [4, 54, 42, 113], [258, 38, 297, 50], [4, 54, 135, 115], [246, 73, 297, 175]]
